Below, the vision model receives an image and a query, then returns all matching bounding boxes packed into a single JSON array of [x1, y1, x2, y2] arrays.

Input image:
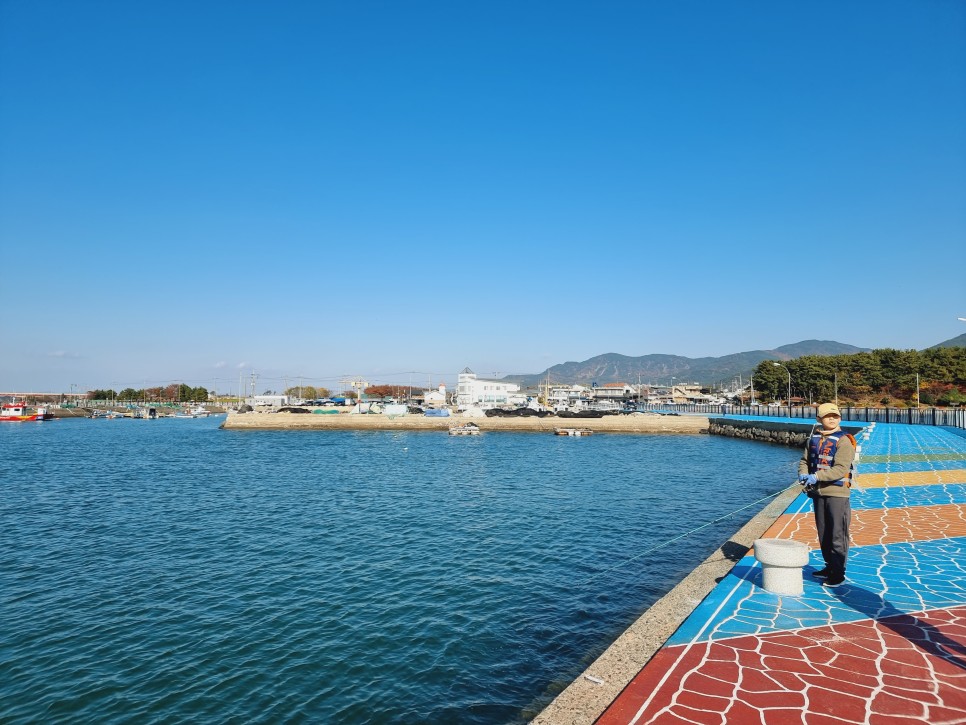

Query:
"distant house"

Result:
[[548, 384, 591, 409], [668, 384, 704, 404], [456, 368, 521, 409], [593, 383, 633, 401], [424, 383, 448, 408]]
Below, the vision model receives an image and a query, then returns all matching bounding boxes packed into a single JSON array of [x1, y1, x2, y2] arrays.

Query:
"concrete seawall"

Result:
[[709, 417, 814, 447], [709, 417, 863, 448], [221, 411, 710, 434]]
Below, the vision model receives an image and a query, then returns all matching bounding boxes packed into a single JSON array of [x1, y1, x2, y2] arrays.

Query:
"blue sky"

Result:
[[2, 1, 964, 394]]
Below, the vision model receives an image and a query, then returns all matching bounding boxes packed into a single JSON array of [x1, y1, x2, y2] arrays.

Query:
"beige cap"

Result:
[[817, 402, 841, 418]]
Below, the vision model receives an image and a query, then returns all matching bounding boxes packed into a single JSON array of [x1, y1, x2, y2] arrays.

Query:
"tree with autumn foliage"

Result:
[[364, 385, 413, 400], [283, 386, 331, 399]]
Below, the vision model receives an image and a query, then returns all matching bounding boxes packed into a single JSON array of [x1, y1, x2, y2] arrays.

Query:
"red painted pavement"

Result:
[[597, 606, 966, 725]]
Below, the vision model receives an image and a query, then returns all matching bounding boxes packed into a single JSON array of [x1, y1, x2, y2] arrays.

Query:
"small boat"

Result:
[[424, 408, 451, 417], [449, 423, 480, 436], [554, 427, 593, 436], [0, 401, 51, 422]]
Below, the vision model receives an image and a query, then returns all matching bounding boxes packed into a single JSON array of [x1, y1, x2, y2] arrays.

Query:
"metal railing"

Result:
[[641, 403, 966, 430]]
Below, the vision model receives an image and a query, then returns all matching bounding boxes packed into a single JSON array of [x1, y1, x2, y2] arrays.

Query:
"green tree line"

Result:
[[751, 347, 965, 407], [87, 385, 210, 403]]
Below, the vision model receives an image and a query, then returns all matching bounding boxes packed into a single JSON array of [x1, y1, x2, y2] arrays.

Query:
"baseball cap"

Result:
[[817, 403, 841, 418]]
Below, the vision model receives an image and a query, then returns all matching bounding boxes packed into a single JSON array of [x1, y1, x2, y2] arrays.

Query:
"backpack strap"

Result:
[[843, 433, 857, 487]]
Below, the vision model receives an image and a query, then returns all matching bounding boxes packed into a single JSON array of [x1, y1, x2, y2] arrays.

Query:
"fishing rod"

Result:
[[578, 484, 800, 587], [579, 419, 866, 587]]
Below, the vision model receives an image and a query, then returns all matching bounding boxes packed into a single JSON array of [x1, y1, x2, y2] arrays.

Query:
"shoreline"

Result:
[[220, 411, 710, 434]]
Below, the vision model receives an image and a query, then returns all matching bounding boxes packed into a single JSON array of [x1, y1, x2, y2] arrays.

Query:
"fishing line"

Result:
[[578, 484, 799, 587]]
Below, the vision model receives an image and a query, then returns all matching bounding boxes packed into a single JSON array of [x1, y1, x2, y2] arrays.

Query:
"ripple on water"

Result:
[[1, 418, 799, 723]]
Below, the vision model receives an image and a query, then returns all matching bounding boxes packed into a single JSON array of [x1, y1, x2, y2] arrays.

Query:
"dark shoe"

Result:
[[812, 567, 830, 579], [823, 573, 846, 587]]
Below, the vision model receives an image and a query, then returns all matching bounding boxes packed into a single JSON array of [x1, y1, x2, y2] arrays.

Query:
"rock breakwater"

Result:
[[709, 418, 814, 447]]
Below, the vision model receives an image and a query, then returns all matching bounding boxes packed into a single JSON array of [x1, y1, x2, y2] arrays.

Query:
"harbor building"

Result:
[[547, 384, 592, 410], [456, 368, 521, 409], [424, 383, 448, 408], [592, 383, 634, 402]]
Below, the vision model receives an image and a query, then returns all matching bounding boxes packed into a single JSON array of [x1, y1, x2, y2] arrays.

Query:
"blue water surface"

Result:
[[1, 417, 799, 724]]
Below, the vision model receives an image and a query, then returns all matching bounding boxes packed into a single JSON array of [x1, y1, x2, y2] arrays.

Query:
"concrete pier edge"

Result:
[[529, 483, 801, 725]]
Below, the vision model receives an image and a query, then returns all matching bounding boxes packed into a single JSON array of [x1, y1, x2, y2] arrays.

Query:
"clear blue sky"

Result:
[[2, 0, 964, 394]]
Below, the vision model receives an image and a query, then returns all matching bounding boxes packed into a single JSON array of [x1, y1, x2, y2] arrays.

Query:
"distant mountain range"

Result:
[[930, 332, 966, 350], [503, 336, 964, 388]]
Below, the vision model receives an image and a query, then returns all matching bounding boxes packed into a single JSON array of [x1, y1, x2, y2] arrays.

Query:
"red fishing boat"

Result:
[[0, 401, 52, 422]]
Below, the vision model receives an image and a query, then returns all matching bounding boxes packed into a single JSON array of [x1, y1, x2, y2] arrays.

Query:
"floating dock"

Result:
[[554, 427, 594, 436]]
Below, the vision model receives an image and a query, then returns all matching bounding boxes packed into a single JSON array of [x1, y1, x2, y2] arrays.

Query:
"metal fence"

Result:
[[644, 404, 966, 430]]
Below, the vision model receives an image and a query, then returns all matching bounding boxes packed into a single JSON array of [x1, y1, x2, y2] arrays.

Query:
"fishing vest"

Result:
[[807, 430, 855, 487]]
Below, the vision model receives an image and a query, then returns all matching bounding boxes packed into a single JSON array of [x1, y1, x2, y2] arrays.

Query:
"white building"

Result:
[[247, 394, 288, 407], [547, 384, 592, 409], [456, 368, 521, 409], [424, 383, 448, 408]]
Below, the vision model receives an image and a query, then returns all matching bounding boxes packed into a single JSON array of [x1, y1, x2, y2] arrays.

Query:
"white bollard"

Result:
[[754, 539, 809, 595]]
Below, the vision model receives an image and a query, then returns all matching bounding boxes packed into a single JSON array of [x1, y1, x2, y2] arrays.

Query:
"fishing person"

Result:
[[798, 402, 856, 588]]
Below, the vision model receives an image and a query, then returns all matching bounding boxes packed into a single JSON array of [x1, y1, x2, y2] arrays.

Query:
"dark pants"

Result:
[[813, 495, 851, 577]]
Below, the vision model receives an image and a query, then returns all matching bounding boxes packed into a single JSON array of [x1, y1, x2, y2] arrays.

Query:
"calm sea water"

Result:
[[1, 417, 799, 724]]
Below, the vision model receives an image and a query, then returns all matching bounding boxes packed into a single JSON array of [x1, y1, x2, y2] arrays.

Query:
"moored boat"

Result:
[[449, 423, 480, 435], [554, 427, 593, 436], [0, 401, 52, 422]]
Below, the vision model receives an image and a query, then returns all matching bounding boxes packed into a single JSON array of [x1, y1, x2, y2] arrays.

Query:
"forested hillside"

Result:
[[752, 347, 966, 407]]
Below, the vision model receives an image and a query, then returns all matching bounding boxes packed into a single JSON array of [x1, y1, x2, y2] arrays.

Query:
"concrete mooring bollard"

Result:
[[754, 538, 809, 595]]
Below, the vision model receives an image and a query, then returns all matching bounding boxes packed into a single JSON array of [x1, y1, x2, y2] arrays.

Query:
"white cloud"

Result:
[[48, 350, 81, 359]]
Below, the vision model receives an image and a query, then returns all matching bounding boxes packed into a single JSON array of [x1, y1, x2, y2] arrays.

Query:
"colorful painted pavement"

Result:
[[597, 422, 966, 725]]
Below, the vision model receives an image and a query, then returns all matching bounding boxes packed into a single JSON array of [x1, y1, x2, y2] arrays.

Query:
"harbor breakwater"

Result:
[[221, 411, 709, 434], [708, 417, 814, 447], [708, 417, 864, 448]]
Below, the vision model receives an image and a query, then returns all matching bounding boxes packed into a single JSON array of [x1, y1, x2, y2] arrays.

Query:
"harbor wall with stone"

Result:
[[708, 418, 815, 447], [708, 417, 862, 447]]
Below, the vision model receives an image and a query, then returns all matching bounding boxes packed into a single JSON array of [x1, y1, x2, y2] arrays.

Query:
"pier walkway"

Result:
[[594, 420, 966, 724]]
